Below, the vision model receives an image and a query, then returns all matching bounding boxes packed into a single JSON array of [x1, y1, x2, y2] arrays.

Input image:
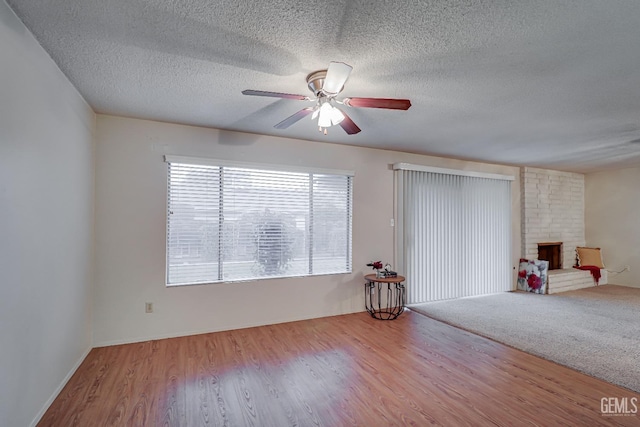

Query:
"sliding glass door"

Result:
[[395, 164, 512, 303]]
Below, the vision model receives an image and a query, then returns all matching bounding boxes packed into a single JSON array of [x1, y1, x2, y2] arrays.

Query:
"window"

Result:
[[165, 156, 353, 286]]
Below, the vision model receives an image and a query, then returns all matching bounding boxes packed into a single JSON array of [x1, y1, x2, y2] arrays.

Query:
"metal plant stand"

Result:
[[364, 274, 406, 320]]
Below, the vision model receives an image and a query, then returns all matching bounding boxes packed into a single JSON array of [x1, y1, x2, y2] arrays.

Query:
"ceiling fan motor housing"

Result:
[[306, 70, 330, 96]]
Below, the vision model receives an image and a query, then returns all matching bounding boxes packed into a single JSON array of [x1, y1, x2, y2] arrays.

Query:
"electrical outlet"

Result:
[[145, 302, 153, 313]]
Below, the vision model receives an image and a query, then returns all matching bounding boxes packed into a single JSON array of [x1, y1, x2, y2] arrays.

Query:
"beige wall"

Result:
[[0, 2, 95, 426], [93, 114, 521, 346], [585, 167, 640, 288]]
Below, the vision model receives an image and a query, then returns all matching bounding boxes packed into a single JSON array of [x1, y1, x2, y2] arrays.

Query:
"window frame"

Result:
[[164, 155, 354, 286]]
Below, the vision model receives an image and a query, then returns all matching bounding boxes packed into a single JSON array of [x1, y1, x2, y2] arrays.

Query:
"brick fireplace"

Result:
[[521, 167, 584, 269], [520, 167, 606, 293]]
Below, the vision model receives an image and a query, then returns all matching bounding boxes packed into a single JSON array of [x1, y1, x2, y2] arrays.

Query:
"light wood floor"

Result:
[[39, 311, 639, 426]]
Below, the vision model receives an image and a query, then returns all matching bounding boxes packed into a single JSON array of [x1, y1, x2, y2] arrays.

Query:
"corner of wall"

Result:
[[1, 2, 96, 425]]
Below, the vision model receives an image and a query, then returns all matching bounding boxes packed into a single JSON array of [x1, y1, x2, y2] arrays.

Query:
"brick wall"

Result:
[[521, 167, 584, 268]]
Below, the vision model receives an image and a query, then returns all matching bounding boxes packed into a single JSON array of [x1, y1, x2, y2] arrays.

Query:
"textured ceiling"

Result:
[[6, 0, 640, 172]]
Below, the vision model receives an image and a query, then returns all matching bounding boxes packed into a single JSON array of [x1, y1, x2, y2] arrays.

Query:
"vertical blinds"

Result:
[[166, 158, 353, 285], [396, 167, 512, 303]]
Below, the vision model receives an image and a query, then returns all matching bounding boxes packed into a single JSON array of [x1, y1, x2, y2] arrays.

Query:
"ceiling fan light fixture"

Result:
[[317, 102, 333, 128], [329, 106, 345, 125]]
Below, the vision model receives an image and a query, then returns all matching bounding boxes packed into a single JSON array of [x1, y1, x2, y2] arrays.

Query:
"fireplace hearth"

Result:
[[538, 242, 563, 270]]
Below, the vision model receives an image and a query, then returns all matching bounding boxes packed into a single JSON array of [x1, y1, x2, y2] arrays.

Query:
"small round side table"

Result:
[[364, 274, 406, 320]]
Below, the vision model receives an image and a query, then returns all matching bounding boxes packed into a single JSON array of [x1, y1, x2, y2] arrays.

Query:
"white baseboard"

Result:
[[29, 346, 92, 427], [93, 308, 364, 348]]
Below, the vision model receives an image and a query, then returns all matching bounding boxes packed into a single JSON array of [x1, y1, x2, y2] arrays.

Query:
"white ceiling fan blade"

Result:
[[322, 62, 352, 95]]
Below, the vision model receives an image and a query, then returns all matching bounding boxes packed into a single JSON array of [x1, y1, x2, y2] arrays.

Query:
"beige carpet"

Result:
[[410, 285, 640, 393]]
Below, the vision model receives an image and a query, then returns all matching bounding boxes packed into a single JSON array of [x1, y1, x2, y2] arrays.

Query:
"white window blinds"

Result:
[[395, 164, 512, 303], [165, 157, 353, 285]]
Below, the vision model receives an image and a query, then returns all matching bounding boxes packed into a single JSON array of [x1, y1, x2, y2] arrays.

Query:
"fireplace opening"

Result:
[[538, 242, 563, 270]]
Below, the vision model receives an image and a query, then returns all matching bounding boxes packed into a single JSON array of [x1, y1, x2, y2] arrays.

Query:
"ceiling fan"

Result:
[[242, 62, 411, 135]]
